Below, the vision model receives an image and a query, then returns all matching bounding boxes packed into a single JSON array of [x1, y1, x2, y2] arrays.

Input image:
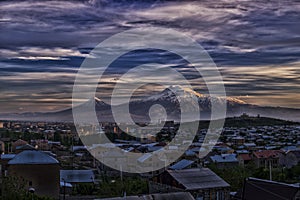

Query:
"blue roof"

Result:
[[72, 146, 87, 152], [213, 146, 232, 152], [60, 170, 95, 183], [147, 146, 163, 152], [210, 154, 238, 163], [60, 181, 72, 188], [281, 146, 298, 151], [8, 150, 59, 165], [189, 147, 200, 152], [169, 159, 194, 170], [185, 150, 196, 156], [236, 150, 249, 154], [1, 154, 16, 160]]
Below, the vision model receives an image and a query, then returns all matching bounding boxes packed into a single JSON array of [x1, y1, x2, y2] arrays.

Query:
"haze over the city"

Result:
[[1, 0, 300, 113]]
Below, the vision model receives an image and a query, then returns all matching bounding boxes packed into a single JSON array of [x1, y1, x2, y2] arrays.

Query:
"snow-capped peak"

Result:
[[83, 96, 108, 107], [145, 85, 204, 102], [143, 85, 246, 107]]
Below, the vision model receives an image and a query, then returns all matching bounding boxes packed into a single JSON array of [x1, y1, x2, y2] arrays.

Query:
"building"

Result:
[[169, 159, 194, 170], [287, 150, 300, 164], [33, 139, 50, 151], [11, 139, 28, 152], [0, 140, 5, 153], [99, 192, 195, 200], [8, 150, 60, 198], [237, 154, 252, 167], [150, 168, 230, 200], [15, 143, 35, 154], [233, 177, 300, 200], [252, 150, 283, 168], [231, 137, 245, 146], [0, 154, 16, 176], [210, 154, 238, 168], [60, 170, 95, 197], [60, 170, 95, 184]]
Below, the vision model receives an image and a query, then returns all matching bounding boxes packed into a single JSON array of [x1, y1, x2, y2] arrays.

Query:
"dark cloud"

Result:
[[0, 0, 300, 112]]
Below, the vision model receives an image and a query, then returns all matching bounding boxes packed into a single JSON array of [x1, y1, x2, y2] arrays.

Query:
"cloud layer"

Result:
[[0, 0, 300, 112]]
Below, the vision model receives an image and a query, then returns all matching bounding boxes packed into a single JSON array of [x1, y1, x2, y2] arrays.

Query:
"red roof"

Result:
[[239, 154, 252, 161], [253, 150, 282, 159], [12, 139, 28, 147]]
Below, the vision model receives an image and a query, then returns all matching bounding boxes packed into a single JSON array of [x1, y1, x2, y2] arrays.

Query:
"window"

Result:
[[217, 191, 224, 200]]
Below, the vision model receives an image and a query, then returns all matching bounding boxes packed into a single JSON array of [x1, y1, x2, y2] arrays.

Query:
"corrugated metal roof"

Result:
[[60, 170, 95, 183], [98, 192, 195, 200], [185, 150, 196, 156], [1, 154, 16, 160], [253, 150, 282, 158], [137, 153, 152, 163], [8, 150, 59, 165], [169, 159, 194, 170], [72, 146, 87, 152], [167, 168, 230, 190], [238, 177, 300, 200], [60, 181, 72, 188], [16, 144, 36, 150], [210, 154, 238, 163], [152, 192, 195, 200]]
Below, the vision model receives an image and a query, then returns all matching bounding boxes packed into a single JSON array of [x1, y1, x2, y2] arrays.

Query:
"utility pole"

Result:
[[269, 160, 272, 181]]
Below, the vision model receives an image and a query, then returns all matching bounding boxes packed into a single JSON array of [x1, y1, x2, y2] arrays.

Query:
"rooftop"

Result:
[[253, 150, 283, 159], [12, 139, 28, 146], [98, 192, 195, 200], [169, 159, 194, 170], [210, 154, 238, 163], [237, 177, 300, 200], [167, 168, 230, 190], [60, 170, 95, 183], [8, 150, 59, 165], [0, 154, 16, 160], [238, 154, 252, 161], [16, 144, 36, 151]]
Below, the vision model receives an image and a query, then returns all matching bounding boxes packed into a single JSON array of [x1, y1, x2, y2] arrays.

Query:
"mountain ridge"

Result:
[[0, 86, 299, 122]]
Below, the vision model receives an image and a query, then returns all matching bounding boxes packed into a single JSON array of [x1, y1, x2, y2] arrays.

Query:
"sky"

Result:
[[0, 0, 300, 113]]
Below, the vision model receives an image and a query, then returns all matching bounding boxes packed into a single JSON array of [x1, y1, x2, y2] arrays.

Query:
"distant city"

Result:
[[0, 114, 299, 199]]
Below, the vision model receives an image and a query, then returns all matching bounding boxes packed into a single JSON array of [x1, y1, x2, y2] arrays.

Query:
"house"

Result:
[[15, 144, 35, 154], [33, 139, 50, 151], [237, 154, 252, 167], [244, 143, 256, 150], [98, 192, 195, 200], [252, 150, 283, 168], [8, 150, 60, 198], [169, 159, 194, 170], [231, 137, 245, 146], [210, 154, 238, 168], [281, 146, 298, 152], [60, 170, 95, 184], [0, 154, 16, 176], [280, 149, 300, 168], [184, 149, 197, 158], [213, 144, 234, 154], [11, 139, 28, 152], [150, 168, 230, 200], [233, 177, 300, 200]]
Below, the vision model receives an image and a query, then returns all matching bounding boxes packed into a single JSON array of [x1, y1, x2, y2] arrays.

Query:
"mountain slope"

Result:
[[0, 86, 299, 122]]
